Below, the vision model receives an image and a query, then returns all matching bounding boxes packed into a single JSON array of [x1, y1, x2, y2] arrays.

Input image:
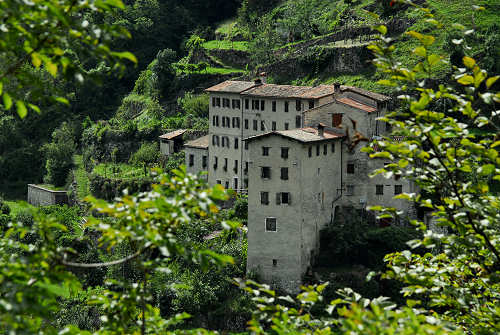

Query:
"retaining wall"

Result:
[[27, 184, 68, 206]]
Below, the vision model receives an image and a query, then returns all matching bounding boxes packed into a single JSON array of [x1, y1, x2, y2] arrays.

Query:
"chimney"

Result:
[[333, 82, 341, 100], [259, 72, 267, 84], [318, 123, 325, 137]]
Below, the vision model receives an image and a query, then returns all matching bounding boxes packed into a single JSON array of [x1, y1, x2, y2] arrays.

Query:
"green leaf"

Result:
[[463, 56, 476, 69], [3, 92, 12, 110], [427, 54, 441, 66], [479, 164, 495, 175], [16, 100, 27, 118], [45, 61, 58, 77], [54, 97, 70, 105], [31, 52, 42, 68], [0, 82, 2, 96], [377, 79, 395, 86], [486, 76, 499, 88], [457, 75, 474, 85], [111, 51, 137, 64], [414, 46, 426, 57], [103, 0, 125, 10], [374, 25, 387, 35], [28, 103, 41, 114]]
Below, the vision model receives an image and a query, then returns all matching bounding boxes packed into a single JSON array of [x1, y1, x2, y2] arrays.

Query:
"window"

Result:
[[223, 98, 230, 107], [395, 185, 403, 195], [215, 116, 219, 127], [272, 259, 277, 266], [331, 142, 335, 153], [212, 116, 216, 126], [234, 138, 239, 149], [276, 192, 291, 205], [202, 155, 207, 168], [234, 177, 238, 190], [272, 101, 276, 112], [216, 180, 221, 185], [225, 181, 229, 189], [265, 217, 277, 232], [225, 117, 231, 128], [222, 117, 226, 127], [260, 191, 269, 205], [261, 121, 265, 131], [216, 97, 220, 107], [332, 113, 342, 127], [261, 166, 271, 179], [262, 147, 270, 156], [212, 135, 217, 146], [188, 154, 194, 167], [386, 122, 392, 133], [252, 99, 259, 110], [296, 99, 301, 111], [232, 99, 240, 109], [231, 99, 236, 109], [245, 99, 249, 109], [213, 156, 218, 170], [244, 119, 249, 129], [295, 115, 301, 128], [272, 121, 276, 131], [244, 161, 248, 174], [347, 163, 355, 174], [316, 145, 320, 156], [281, 147, 289, 159], [308, 100, 315, 109], [323, 144, 327, 155], [223, 158, 228, 171], [244, 178, 248, 188], [308, 147, 312, 157], [253, 120, 258, 131], [280, 167, 288, 180], [212, 97, 216, 107], [232, 117, 240, 128], [376, 184, 384, 195], [245, 141, 249, 150], [234, 160, 238, 173], [346, 185, 354, 196], [284, 122, 289, 130], [284, 101, 289, 113], [261, 100, 265, 111]]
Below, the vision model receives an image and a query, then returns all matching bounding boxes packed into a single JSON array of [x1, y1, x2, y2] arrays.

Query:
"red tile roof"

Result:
[[205, 81, 257, 93], [341, 85, 390, 102], [337, 97, 377, 113], [242, 84, 336, 99]]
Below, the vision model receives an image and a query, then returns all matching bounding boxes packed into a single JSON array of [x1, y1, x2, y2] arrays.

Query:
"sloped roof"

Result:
[[337, 97, 377, 113], [341, 85, 390, 102], [159, 129, 187, 140], [245, 127, 344, 144], [242, 84, 336, 99], [184, 135, 209, 149], [205, 81, 257, 93]]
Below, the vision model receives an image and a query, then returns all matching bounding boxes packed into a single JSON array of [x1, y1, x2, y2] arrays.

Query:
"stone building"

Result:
[[159, 129, 187, 156], [185, 80, 416, 291], [184, 135, 209, 179]]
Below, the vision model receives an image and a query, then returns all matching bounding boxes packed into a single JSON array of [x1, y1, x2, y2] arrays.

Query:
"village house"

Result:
[[159, 129, 188, 156], [185, 79, 416, 291]]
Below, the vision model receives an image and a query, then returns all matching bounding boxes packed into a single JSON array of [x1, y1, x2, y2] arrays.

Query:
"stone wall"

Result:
[[27, 184, 68, 207]]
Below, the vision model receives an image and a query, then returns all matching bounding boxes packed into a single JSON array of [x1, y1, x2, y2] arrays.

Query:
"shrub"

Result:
[[42, 122, 76, 187], [177, 91, 209, 118], [129, 142, 160, 176], [0, 198, 10, 215]]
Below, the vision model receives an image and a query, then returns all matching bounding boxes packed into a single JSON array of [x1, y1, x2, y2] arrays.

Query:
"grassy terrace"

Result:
[[93, 162, 147, 180], [202, 40, 249, 51], [175, 65, 244, 76], [5, 201, 35, 216]]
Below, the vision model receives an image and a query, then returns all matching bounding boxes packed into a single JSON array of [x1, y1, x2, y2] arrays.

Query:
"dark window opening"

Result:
[[323, 144, 327, 155], [331, 142, 335, 153], [295, 115, 301, 128], [244, 119, 249, 129], [272, 259, 277, 266], [281, 147, 289, 159], [280, 167, 288, 180], [296, 99, 301, 111], [261, 192, 269, 205], [262, 147, 270, 156], [188, 154, 194, 166], [213, 156, 218, 170], [347, 163, 355, 174], [245, 141, 248, 150], [253, 120, 258, 131], [376, 184, 384, 195], [316, 145, 320, 156], [265, 218, 277, 232], [261, 121, 265, 131], [308, 100, 315, 109], [261, 166, 271, 179], [308, 147, 312, 157], [395, 185, 403, 195], [223, 158, 228, 171], [332, 113, 342, 127], [284, 101, 289, 113], [234, 160, 238, 173], [272, 101, 276, 112], [261, 100, 265, 111], [272, 121, 276, 131], [284, 122, 289, 130], [245, 99, 249, 109], [202, 156, 207, 168]]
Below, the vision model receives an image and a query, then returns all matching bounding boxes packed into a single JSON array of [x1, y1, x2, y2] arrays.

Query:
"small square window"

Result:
[[281, 147, 289, 159], [281, 192, 290, 204], [347, 163, 355, 174], [376, 184, 384, 195], [395, 185, 403, 195], [265, 217, 277, 232], [261, 191, 269, 205], [261, 166, 271, 179], [272, 259, 277, 266], [262, 147, 270, 156], [284, 123, 289, 130], [308, 100, 314, 109], [216, 179, 221, 184]]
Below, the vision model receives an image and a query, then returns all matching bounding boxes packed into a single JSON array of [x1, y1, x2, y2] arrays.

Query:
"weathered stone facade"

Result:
[[27, 184, 68, 207]]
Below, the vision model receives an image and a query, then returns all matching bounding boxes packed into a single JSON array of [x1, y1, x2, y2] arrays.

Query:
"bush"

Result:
[[116, 93, 164, 120], [177, 92, 209, 118], [0, 198, 10, 215], [42, 122, 76, 187], [129, 142, 160, 176]]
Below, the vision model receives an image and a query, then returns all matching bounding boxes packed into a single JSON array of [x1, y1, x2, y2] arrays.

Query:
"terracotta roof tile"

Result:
[[241, 84, 336, 99], [159, 129, 187, 140], [184, 135, 209, 149], [337, 97, 377, 113], [205, 81, 257, 93]]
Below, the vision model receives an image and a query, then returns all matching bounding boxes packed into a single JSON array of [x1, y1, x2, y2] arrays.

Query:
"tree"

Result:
[[0, 0, 136, 119], [129, 142, 161, 176], [42, 122, 76, 187]]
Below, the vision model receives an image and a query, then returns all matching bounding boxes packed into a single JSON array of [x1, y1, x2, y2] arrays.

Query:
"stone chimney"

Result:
[[318, 123, 325, 137], [259, 72, 267, 84], [333, 82, 341, 100]]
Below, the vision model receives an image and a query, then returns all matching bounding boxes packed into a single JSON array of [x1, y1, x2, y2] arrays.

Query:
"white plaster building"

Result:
[[185, 80, 416, 291]]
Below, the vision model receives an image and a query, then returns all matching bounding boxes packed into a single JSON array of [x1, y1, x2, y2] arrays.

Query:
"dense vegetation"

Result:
[[0, 0, 499, 334]]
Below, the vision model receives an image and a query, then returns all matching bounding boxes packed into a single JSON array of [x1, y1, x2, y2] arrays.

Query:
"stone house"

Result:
[[184, 135, 209, 179], [159, 129, 187, 156], [185, 80, 416, 291]]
